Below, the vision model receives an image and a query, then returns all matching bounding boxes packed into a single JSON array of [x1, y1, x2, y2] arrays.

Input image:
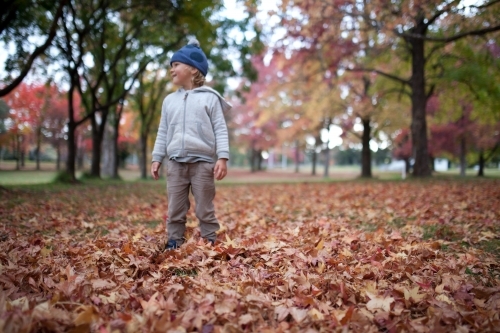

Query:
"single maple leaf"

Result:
[[366, 292, 394, 312], [289, 307, 308, 323], [404, 287, 426, 303], [223, 234, 238, 248], [309, 308, 324, 320], [91, 279, 117, 291]]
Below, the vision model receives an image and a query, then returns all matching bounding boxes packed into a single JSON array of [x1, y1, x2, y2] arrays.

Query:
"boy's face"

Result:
[[170, 62, 197, 89]]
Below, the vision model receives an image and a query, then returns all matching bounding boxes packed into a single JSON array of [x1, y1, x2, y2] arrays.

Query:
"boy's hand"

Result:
[[151, 162, 161, 180], [214, 159, 227, 180]]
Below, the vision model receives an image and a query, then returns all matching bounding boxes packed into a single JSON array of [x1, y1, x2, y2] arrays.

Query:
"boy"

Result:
[[150, 38, 231, 250]]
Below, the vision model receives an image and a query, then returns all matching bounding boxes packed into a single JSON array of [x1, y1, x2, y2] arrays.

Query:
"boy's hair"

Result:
[[192, 69, 205, 88]]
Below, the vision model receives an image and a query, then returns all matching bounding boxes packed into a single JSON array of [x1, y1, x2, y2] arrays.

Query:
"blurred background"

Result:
[[0, 0, 499, 184]]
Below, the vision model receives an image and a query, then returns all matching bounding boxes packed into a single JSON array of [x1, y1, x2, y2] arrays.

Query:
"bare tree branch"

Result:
[[395, 24, 500, 43], [345, 67, 410, 86], [0, 0, 67, 97]]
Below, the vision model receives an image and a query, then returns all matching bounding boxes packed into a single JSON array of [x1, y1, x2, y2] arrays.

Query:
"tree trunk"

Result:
[[404, 157, 411, 174], [20, 142, 25, 168], [477, 150, 485, 177], [101, 121, 114, 178], [112, 102, 125, 179], [66, 122, 77, 181], [56, 141, 61, 171], [112, 115, 120, 179], [361, 118, 372, 178], [90, 110, 108, 178], [258, 150, 263, 171], [311, 149, 317, 176], [323, 147, 330, 178], [139, 133, 148, 179], [459, 135, 466, 177], [65, 80, 78, 183], [76, 132, 84, 170], [250, 143, 258, 172], [294, 140, 300, 173], [410, 28, 432, 177]]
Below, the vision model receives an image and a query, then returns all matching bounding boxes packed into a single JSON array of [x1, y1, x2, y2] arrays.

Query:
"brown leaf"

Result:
[[91, 279, 117, 291]]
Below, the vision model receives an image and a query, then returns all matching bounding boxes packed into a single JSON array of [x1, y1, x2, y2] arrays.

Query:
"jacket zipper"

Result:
[[182, 92, 188, 156]]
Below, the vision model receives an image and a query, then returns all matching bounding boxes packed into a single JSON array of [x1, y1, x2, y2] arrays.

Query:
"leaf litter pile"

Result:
[[1, 180, 500, 332]]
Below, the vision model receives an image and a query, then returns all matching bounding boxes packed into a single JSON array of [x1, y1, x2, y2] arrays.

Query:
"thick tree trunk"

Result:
[[65, 80, 79, 183], [112, 117, 120, 179], [90, 110, 108, 178], [101, 122, 114, 178], [139, 133, 148, 179], [410, 30, 432, 177], [477, 150, 485, 177], [66, 122, 77, 181], [361, 118, 372, 178], [76, 133, 84, 170]]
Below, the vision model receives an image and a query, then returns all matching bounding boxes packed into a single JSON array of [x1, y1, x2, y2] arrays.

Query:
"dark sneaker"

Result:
[[165, 239, 179, 251]]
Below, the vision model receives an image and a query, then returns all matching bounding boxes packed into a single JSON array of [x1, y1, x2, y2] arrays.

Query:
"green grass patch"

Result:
[[465, 267, 479, 276], [389, 217, 407, 229], [422, 225, 457, 241], [134, 220, 161, 229], [480, 239, 500, 258], [358, 222, 379, 232], [172, 268, 197, 277]]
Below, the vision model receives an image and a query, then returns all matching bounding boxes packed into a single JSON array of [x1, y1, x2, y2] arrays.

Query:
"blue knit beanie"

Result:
[[170, 38, 208, 77]]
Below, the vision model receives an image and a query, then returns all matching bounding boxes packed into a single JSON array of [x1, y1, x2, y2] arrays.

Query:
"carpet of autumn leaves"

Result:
[[1, 179, 500, 333]]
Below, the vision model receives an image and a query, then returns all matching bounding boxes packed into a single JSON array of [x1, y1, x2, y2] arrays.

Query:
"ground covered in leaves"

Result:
[[1, 179, 500, 332]]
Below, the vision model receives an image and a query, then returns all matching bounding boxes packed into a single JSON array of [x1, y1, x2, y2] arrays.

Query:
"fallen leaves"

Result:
[[0, 180, 499, 332], [366, 292, 394, 312]]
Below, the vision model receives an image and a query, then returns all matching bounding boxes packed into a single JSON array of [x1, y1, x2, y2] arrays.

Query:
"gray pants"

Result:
[[166, 160, 219, 244]]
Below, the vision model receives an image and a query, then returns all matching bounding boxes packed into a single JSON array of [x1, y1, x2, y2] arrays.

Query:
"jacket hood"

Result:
[[180, 86, 232, 113]]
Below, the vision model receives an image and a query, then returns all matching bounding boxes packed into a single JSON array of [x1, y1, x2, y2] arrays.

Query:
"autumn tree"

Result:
[[44, 87, 71, 170], [51, 0, 231, 181], [1, 83, 43, 169], [428, 35, 500, 176], [277, 0, 500, 177], [337, 71, 410, 178]]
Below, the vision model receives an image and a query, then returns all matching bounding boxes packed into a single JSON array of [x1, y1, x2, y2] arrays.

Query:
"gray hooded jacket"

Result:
[[151, 86, 231, 163]]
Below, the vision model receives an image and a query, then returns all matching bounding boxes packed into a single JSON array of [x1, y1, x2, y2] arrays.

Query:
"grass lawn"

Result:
[[1, 159, 499, 186]]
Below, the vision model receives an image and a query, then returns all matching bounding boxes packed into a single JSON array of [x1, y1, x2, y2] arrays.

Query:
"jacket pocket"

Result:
[[197, 122, 214, 147]]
